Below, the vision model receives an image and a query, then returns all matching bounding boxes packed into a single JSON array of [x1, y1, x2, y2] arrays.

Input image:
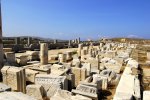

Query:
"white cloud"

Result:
[[127, 34, 139, 38]]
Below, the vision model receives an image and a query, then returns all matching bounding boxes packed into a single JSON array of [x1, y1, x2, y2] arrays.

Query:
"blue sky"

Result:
[[1, 0, 150, 40]]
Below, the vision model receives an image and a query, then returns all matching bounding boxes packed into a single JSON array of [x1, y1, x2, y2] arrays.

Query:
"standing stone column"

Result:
[[15, 37, 20, 45], [54, 39, 57, 44], [0, 3, 3, 69], [27, 37, 32, 46], [40, 43, 48, 65], [77, 44, 83, 57], [77, 37, 80, 43], [68, 40, 71, 48]]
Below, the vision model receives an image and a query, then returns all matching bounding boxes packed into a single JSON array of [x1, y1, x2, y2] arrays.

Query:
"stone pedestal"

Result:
[[40, 43, 48, 65], [58, 53, 66, 63]]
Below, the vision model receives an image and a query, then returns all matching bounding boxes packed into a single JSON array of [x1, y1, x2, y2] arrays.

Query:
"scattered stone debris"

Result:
[[1, 37, 150, 100]]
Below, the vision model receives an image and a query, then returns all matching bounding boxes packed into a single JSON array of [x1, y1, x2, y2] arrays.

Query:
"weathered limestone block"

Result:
[[0, 83, 11, 92], [113, 92, 133, 100], [72, 58, 81, 68], [99, 70, 120, 86], [72, 67, 81, 87], [35, 74, 68, 90], [92, 74, 108, 90], [65, 51, 73, 61], [26, 85, 45, 100], [25, 69, 39, 83], [133, 77, 141, 99], [82, 63, 91, 76], [58, 53, 66, 63], [29, 66, 50, 74], [143, 91, 150, 100], [86, 58, 99, 70], [81, 68, 87, 81], [51, 90, 72, 100], [3, 48, 12, 53], [40, 43, 48, 65], [0, 92, 37, 100], [46, 84, 60, 98], [1, 66, 10, 84], [49, 54, 58, 61], [113, 67, 141, 100], [104, 63, 122, 74], [1, 66, 26, 93], [127, 60, 139, 68], [72, 84, 98, 100], [26, 51, 39, 61], [71, 94, 92, 100], [105, 51, 117, 58], [50, 64, 69, 76], [16, 55, 28, 66], [5, 52, 15, 64], [72, 67, 87, 87]]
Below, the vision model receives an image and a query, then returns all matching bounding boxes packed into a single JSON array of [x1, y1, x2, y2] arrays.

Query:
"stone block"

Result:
[[5, 52, 15, 64], [1, 66, 26, 93], [35, 74, 68, 90], [143, 91, 150, 100], [71, 94, 92, 100], [3, 48, 12, 52], [0, 92, 36, 100], [51, 90, 72, 100], [26, 51, 39, 61], [72, 84, 98, 100], [72, 67, 81, 87], [0, 83, 11, 92], [16, 55, 28, 66], [25, 69, 39, 83], [26, 85, 45, 100]]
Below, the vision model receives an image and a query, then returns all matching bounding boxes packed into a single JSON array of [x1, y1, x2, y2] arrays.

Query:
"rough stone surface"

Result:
[[40, 43, 48, 65], [0, 83, 11, 92], [0, 92, 36, 100], [1, 66, 26, 93], [26, 85, 45, 100]]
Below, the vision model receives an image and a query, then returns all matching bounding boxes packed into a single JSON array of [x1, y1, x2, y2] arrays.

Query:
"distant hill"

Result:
[[3, 36, 67, 42]]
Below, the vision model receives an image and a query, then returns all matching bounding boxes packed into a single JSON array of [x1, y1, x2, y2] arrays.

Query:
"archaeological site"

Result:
[[0, 0, 150, 100]]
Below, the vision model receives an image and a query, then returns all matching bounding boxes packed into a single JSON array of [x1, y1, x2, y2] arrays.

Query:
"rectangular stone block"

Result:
[[72, 67, 81, 87], [25, 69, 39, 83], [35, 74, 68, 90], [81, 68, 87, 81], [1, 66, 26, 93]]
